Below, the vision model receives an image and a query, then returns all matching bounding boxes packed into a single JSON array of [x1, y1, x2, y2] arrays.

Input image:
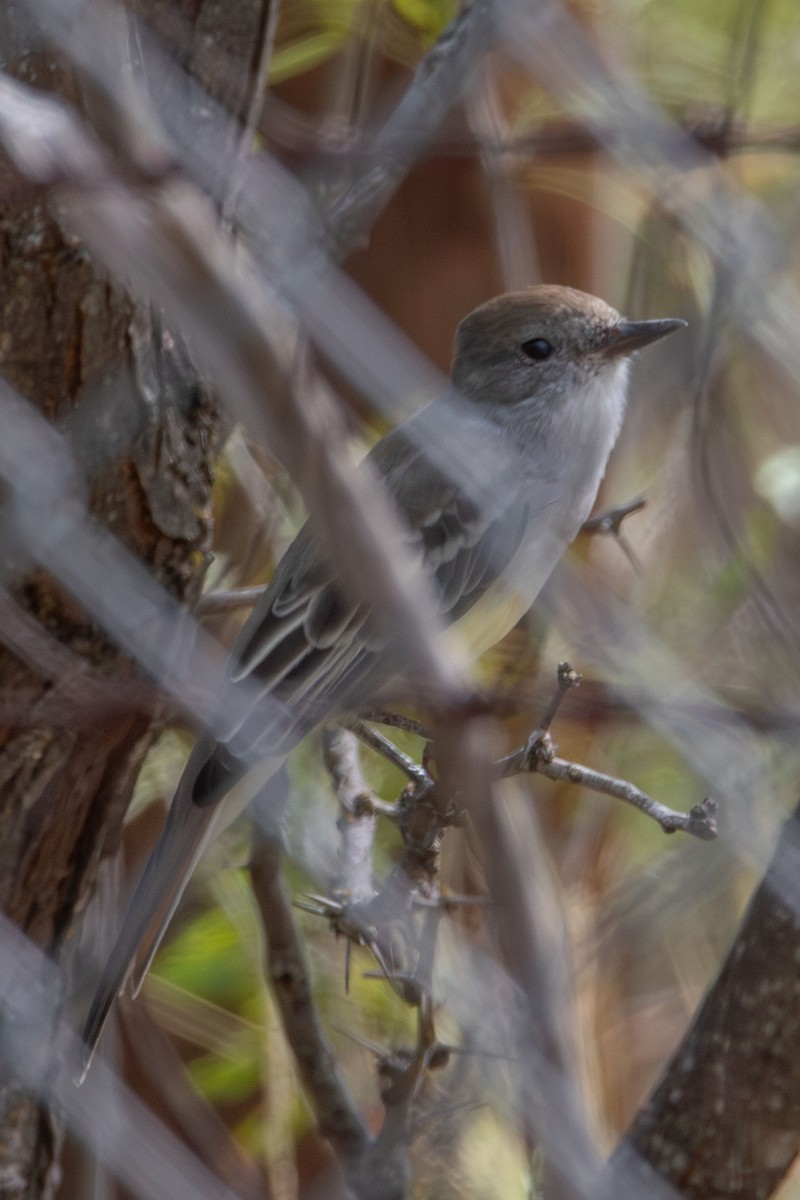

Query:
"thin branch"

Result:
[[535, 661, 583, 738], [248, 831, 371, 1175], [501, 741, 718, 840], [220, 0, 281, 226], [582, 496, 646, 571], [359, 709, 433, 740], [345, 717, 432, 791], [261, 94, 800, 163]]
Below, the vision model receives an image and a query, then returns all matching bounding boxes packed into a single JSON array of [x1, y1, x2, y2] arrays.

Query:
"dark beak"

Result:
[[603, 317, 687, 358]]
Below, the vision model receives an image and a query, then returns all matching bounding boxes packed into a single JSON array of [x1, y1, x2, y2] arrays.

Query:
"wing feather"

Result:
[[226, 417, 528, 731]]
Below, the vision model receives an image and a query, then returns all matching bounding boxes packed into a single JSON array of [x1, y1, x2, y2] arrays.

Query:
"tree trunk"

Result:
[[0, 0, 277, 1187]]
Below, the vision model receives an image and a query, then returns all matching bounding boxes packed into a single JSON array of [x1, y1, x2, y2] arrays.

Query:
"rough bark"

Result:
[[0, 5, 276, 1189], [0, 195, 216, 1200], [613, 801, 800, 1199]]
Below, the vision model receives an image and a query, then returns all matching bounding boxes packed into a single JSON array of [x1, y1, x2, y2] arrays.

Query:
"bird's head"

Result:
[[451, 285, 686, 429]]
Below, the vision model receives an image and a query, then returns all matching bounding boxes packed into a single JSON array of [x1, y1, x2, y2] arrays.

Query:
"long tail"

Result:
[[79, 745, 283, 1077]]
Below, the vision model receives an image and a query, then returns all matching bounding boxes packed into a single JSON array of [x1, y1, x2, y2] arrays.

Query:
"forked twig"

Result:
[[499, 662, 718, 840], [345, 717, 433, 792]]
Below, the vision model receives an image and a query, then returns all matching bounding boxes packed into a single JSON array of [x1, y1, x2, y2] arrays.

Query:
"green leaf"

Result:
[[391, 0, 457, 38], [268, 30, 350, 84], [188, 1048, 261, 1104]]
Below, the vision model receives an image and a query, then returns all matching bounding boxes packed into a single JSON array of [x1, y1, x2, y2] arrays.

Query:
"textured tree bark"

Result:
[[612, 801, 800, 1199], [0, 0, 279, 1187], [0, 196, 217, 1198]]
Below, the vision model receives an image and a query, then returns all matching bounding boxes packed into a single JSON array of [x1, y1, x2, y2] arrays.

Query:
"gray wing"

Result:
[[225, 423, 528, 727], [81, 418, 530, 1062]]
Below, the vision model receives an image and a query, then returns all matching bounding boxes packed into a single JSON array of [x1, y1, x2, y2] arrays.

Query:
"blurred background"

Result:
[[3, 0, 800, 1197]]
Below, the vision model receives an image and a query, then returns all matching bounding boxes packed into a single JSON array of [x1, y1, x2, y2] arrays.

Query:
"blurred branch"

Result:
[[195, 585, 266, 616], [609, 800, 800, 1198], [0, 63, 472, 717], [322, 0, 497, 257], [220, 0, 280, 226], [264, 95, 800, 163], [581, 496, 646, 538], [121, 1004, 272, 1200], [464, 757, 604, 1198], [465, 58, 540, 290], [724, 0, 773, 127], [0, 71, 108, 187], [0, 915, 257, 1200]]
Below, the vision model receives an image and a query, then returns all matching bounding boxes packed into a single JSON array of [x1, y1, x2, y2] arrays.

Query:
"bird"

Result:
[[80, 285, 686, 1066]]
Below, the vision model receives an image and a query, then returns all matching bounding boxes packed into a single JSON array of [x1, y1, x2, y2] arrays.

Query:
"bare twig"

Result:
[[496, 662, 718, 840], [535, 661, 583, 738], [345, 717, 432, 792], [249, 832, 370, 1176], [501, 741, 718, 840], [358, 709, 433, 741]]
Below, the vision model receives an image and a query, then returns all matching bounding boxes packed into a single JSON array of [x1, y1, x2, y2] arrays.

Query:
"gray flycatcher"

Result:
[[80, 285, 686, 1066]]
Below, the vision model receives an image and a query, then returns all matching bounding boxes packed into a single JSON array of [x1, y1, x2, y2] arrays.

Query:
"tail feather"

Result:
[[79, 775, 216, 1076], [79, 749, 286, 1078]]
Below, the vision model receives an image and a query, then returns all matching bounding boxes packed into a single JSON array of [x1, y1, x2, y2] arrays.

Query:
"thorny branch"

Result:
[[292, 656, 719, 1190], [0, 1, 776, 1197], [581, 495, 646, 537], [249, 829, 371, 1180], [288, 727, 462, 1198], [581, 495, 647, 571], [345, 717, 433, 793]]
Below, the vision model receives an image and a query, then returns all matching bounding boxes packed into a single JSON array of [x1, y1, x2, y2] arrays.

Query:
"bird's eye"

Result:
[[520, 338, 554, 361]]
